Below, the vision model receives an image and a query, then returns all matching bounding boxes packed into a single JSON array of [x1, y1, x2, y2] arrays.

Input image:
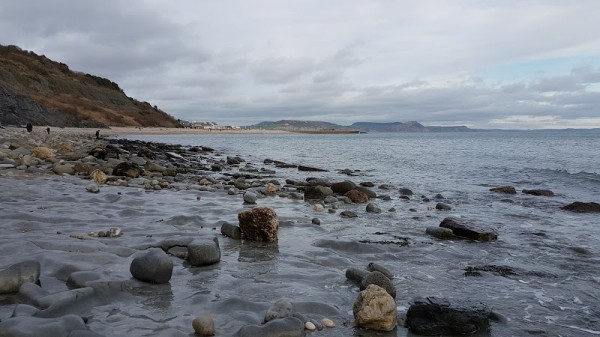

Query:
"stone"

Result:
[[264, 299, 293, 323], [235, 317, 304, 337], [399, 188, 413, 196], [331, 181, 357, 194], [367, 262, 393, 280], [66, 271, 103, 289], [265, 182, 277, 194], [31, 146, 54, 160], [298, 165, 328, 172], [406, 297, 492, 335], [311, 218, 321, 225], [340, 210, 358, 218], [304, 186, 334, 200], [72, 162, 91, 174], [113, 162, 143, 178], [426, 226, 454, 240], [0, 261, 40, 294], [192, 314, 215, 336], [346, 268, 370, 284], [313, 204, 324, 212], [85, 183, 100, 193], [490, 186, 517, 194], [522, 189, 554, 196], [562, 201, 600, 213], [360, 181, 375, 187], [52, 163, 74, 175], [238, 207, 279, 242], [355, 186, 377, 199], [345, 189, 369, 203], [187, 237, 221, 266], [243, 190, 257, 204], [145, 161, 166, 173], [366, 203, 382, 213], [361, 271, 396, 298], [321, 318, 335, 328], [89, 169, 107, 184], [353, 284, 397, 332], [435, 202, 452, 211], [130, 248, 173, 284], [439, 217, 498, 242], [305, 321, 316, 330], [0, 315, 86, 337], [221, 223, 242, 239]]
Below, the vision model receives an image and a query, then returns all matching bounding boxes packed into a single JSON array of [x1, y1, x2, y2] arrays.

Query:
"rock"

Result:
[[145, 161, 166, 173], [234, 178, 250, 190], [321, 318, 335, 328], [304, 186, 334, 200], [87, 170, 106, 185], [426, 226, 454, 240], [238, 207, 279, 242], [221, 223, 242, 239], [85, 183, 99, 193], [298, 165, 328, 172], [187, 237, 221, 266], [311, 218, 321, 225], [235, 317, 305, 337], [0, 315, 86, 337], [31, 146, 54, 160], [439, 217, 498, 242], [346, 268, 370, 284], [313, 203, 324, 212], [264, 299, 293, 323], [353, 284, 397, 332], [435, 202, 452, 211], [88, 147, 107, 160], [52, 163, 74, 175], [399, 188, 413, 196], [522, 189, 554, 196], [406, 297, 492, 335], [360, 181, 375, 187], [243, 190, 257, 204], [345, 189, 369, 203], [340, 210, 358, 218], [192, 314, 215, 336], [130, 248, 173, 284], [367, 262, 393, 280], [306, 178, 331, 187], [562, 201, 600, 213], [66, 271, 103, 289], [323, 196, 338, 204], [331, 181, 357, 194], [355, 186, 377, 199], [361, 271, 396, 298], [265, 182, 277, 194], [0, 261, 40, 294], [490, 186, 517, 194], [227, 156, 242, 165], [113, 162, 143, 178], [366, 203, 382, 213], [305, 321, 316, 330]]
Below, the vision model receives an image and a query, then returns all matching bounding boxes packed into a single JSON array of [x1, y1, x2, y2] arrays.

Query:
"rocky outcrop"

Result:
[[406, 297, 491, 335]]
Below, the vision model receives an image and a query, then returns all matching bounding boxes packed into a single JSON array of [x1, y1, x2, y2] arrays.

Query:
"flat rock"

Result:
[[340, 210, 358, 218], [130, 248, 173, 284], [0, 260, 40, 294], [562, 201, 600, 213], [298, 165, 328, 172], [522, 189, 554, 196], [187, 237, 221, 266], [426, 226, 454, 240], [435, 202, 452, 211], [0, 315, 86, 337], [439, 217, 498, 242], [490, 186, 517, 194], [406, 297, 492, 335]]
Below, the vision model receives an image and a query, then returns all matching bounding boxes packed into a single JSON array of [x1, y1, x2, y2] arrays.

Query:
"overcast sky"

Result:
[[1, 1, 599, 128]]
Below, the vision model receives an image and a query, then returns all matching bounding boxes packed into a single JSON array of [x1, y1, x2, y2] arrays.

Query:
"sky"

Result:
[[1, 0, 599, 129]]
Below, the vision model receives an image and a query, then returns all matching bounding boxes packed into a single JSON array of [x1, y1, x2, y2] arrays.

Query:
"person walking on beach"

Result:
[[95, 130, 101, 139], [46, 127, 50, 134], [26, 123, 33, 133]]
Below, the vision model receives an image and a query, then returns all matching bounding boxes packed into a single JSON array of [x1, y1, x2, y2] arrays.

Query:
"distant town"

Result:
[[178, 120, 241, 130]]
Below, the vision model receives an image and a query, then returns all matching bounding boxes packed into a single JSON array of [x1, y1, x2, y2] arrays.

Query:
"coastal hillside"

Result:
[[0, 45, 181, 128], [247, 120, 472, 132]]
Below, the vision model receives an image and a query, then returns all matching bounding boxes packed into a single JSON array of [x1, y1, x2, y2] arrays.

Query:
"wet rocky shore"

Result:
[[1, 127, 598, 337]]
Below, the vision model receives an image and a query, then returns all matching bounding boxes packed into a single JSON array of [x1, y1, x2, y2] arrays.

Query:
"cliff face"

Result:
[[0, 45, 181, 128]]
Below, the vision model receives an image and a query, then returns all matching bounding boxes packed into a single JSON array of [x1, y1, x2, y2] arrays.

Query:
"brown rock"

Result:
[[490, 186, 516, 194], [73, 162, 92, 174], [90, 169, 108, 184], [57, 142, 74, 153], [439, 218, 498, 242], [562, 201, 600, 213], [31, 146, 54, 160], [345, 189, 369, 203], [238, 207, 279, 242], [265, 183, 277, 194], [353, 284, 397, 331], [522, 189, 554, 197]]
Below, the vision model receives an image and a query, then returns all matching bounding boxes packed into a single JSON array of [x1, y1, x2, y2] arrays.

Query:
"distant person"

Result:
[[46, 127, 50, 134], [95, 130, 101, 139], [26, 123, 33, 133]]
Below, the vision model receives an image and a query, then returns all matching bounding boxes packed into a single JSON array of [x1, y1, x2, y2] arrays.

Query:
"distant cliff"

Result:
[[0, 45, 182, 128], [247, 120, 473, 132]]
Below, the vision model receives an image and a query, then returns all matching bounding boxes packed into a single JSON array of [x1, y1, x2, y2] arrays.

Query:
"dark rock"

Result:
[[439, 217, 498, 242], [112, 162, 143, 178], [366, 203, 382, 213], [346, 268, 370, 284], [221, 222, 242, 239], [88, 147, 107, 160], [227, 156, 242, 165], [435, 193, 445, 199], [360, 181, 375, 187], [298, 165, 328, 172], [367, 262, 393, 280], [345, 189, 369, 203], [562, 201, 600, 213], [311, 218, 321, 225], [238, 207, 279, 242], [331, 181, 356, 194], [361, 271, 396, 298], [355, 186, 377, 198], [522, 189, 554, 196], [235, 317, 304, 337], [306, 178, 331, 187], [435, 202, 452, 211], [0, 315, 87, 337], [187, 237, 221, 266], [264, 299, 293, 323], [340, 210, 358, 218], [130, 248, 173, 284], [426, 227, 454, 240], [399, 188, 413, 196], [211, 164, 222, 172], [304, 186, 333, 200], [0, 260, 40, 294], [490, 186, 517, 194], [406, 297, 492, 335]]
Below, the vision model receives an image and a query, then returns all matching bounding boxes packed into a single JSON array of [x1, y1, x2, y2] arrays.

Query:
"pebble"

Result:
[[313, 203, 324, 212], [304, 321, 316, 330], [192, 314, 215, 336], [321, 318, 335, 328], [311, 218, 321, 225]]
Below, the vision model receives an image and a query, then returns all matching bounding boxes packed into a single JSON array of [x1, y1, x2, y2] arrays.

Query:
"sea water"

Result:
[[123, 130, 600, 336]]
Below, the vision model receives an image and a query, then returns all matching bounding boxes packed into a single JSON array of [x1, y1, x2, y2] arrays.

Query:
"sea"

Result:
[[123, 129, 600, 336]]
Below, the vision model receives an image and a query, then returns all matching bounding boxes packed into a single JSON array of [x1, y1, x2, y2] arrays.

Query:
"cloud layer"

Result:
[[1, 0, 599, 128]]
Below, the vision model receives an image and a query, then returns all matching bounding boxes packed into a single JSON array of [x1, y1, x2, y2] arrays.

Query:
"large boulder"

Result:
[[439, 218, 498, 242], [355, 186, 377, 199], [562, 201, 600, 213], [331, 181, 357, 194], [345, 189, 369, 203], [0, 261, 40, 294], [113, 162, 143, 178], [353, 284, 397, 331], [238, 207, 279, 242], [187, 237, 221, 266], [304, 186, 334, 200], [0, 315, 86, 337], [406, 297, 492, 335], [130, 248, 173, 284], [489, 186, 517, 194]]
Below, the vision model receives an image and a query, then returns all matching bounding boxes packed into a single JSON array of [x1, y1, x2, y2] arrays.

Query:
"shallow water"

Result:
[[1, 130, 600, 336]]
